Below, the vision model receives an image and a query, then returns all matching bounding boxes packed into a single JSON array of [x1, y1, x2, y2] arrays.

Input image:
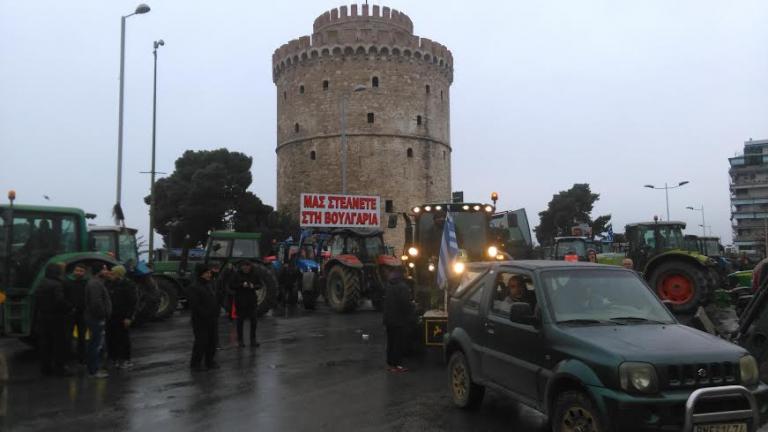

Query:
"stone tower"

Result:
[[272, 3, 453, 249]]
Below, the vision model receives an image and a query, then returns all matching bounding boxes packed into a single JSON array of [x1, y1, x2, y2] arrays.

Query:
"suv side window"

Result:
[[490, 271, 536, 317], [465, 282, 486, 310]]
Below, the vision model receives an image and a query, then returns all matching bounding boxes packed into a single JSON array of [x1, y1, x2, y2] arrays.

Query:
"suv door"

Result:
[[480, 269, 543, 404]]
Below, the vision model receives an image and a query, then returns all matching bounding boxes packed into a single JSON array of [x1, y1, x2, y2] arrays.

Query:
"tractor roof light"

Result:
[[462, 205, 469, 210], [435, 205, 442, 211], [413, 206, 421, 213], [424, 205, 432, 212], [473, 205, 481, 211], [8, 190, 16, 201], [484, 205, 493, 212], [401, 255, 408, 261]]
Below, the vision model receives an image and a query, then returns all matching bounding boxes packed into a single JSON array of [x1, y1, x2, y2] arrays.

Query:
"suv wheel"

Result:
[[552, 391, 606, 432], [448, 351, 485, 409]]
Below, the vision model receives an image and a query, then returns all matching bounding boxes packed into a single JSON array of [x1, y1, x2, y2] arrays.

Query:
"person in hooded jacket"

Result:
[[35, 262, 74, 376], [84, 264, 113, 378], [188, 264, 220, 370], [105, 265, 138, 369], [382, 266, 413, 373], [229, 260, 262, 348], [63, 262, 88, 364]]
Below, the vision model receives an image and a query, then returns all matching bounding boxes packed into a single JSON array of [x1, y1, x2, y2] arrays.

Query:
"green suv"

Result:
[[444, 261, 767, 431]]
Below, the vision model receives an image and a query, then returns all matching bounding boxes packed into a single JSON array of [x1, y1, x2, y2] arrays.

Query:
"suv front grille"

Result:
[[665, 362, 737, 389]]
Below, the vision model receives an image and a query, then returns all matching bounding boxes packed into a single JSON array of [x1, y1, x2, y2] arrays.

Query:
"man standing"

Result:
[[229, 260, 261, 348], [188, 265, 220, 370], [105, 265, 138, 369], [382, 267, 413, 373], [64, 263, 88, 364], [35, 263, 73, 376], [84, 264, 112, 378]]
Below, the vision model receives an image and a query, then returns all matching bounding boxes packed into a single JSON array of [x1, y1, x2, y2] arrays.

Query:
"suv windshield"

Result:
[[541, 269, 675, 325]]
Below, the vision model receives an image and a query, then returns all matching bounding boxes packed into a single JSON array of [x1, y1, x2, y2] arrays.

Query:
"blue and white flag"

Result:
[[437, 212, 459, 290], [605, 225, 614, 243]]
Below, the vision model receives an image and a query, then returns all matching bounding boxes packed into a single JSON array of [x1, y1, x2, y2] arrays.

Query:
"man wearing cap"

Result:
[[84, 264, 112, 378], [382, 266, 413, 373], [229, 260, 262, 348], [188, 264, 220, 370], [105, 265, 138, 369], [35, 262, 74, 376], [64, 263, 88, 364]]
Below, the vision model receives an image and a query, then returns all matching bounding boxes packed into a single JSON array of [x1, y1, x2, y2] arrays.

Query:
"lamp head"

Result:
[[154, 39, 165, 49], [678, 181, 690, 186], [686, 206, 694, 210], [644, 185, 654, 189], [135, 4, 151, 14]]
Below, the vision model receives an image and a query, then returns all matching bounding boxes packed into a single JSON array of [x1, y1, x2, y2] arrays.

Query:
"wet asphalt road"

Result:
[[0, 304, 547, 432]]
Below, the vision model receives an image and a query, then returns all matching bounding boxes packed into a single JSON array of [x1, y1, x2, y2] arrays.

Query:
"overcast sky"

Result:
[[1, 0, 767, 247]]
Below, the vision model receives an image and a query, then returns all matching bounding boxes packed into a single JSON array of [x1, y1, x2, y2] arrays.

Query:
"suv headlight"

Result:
[[740, 355, 759, 386], [619, 362, 658, 394]]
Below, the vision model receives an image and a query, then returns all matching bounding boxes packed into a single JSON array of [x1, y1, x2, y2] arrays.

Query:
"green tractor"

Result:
[[598, 220, 719, 314], [1, 200, 117, 338], [87, 225, 165, 323], [152, 231, 278, 317]]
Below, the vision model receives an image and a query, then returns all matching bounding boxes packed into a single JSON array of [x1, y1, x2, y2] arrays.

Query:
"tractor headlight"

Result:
[[740, 355, 759, 386], [453, 262, 465, 274], [428, 263, 435, 272], [487, 246, 498, 258], [619, 362, 658, 394], [408, 247, 419, 257], [408, 262, 415, 269], [401, 255, 408, 261]]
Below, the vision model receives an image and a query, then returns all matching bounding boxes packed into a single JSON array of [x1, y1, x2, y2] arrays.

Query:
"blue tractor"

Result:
[[271, 230, 324, 310]]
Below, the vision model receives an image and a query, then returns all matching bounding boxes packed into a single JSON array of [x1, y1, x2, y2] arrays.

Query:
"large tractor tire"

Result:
[[154, 277, 180, 320], [254, 264, 279, 317], [326, 265, 361, 313], [648, 261, 708, 315], [133, 276, 161, 324]]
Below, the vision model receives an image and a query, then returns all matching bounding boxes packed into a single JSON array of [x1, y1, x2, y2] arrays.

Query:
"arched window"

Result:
[[294, 123, 300, 133], [299, 85, 305, 94], [372, 76, 379, 88], [322, 80, 329, 91], [407, 148, 413, 158], [426, 85, 430, 94], [367, 112, 375, 123], [416, 115, 422, 126], [310, 150, 316, 160]]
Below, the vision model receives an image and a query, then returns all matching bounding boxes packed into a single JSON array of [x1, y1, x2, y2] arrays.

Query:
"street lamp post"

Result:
[[339, 84, 366, 194], [643, 181, 690, 221], [148, 39, 164, 264], [115, 3, 151, 224], [686, 205, 706, 236]]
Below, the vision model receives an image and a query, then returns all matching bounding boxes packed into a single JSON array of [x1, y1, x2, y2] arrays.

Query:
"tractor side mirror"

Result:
[[387, 214, 398, 229]]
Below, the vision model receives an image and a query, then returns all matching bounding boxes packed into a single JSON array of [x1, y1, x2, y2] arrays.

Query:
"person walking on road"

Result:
[[84, 264, 112, 378], [188, 264, 220, 371], [64, 263, 88, 364], [383, 266, 413, 373], [105, 265, 138, 369], [229, 260, 262, 348], [35, 263, 74, 376]]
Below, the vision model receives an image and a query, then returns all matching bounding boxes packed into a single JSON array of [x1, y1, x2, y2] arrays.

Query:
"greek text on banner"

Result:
[[300, 193, 380, 228]]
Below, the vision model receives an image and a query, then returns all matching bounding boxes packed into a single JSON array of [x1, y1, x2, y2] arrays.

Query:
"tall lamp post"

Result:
[[148, 39, 164, 264], [340, 84, 367, 194], [686, 205, 706, 236], [643, 181, 690, 221], [115, 3, 151, 224]]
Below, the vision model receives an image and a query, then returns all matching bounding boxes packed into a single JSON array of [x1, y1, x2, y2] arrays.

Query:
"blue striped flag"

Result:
[[437, 212, 459, 290]]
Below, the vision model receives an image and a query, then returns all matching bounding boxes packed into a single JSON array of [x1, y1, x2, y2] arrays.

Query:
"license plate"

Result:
[[694, 424, 747, 432]]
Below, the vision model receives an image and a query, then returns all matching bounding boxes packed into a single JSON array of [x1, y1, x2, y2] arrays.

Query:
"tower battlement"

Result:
[[313, 4, 414, 34]]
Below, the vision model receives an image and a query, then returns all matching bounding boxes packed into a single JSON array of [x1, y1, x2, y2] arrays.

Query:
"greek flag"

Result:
[[605, 225, 614, 243], [437, 212, 459, 290]]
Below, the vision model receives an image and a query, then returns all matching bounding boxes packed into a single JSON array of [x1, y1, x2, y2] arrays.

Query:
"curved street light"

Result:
[[686, 205, 706, 236], [643, 181, 690, 221], [115, 3, 151, 223]]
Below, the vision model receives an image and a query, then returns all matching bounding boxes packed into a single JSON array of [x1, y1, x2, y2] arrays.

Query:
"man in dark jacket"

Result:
[[35, 262, 74, 376], [188, 264, 220, 370], [382, 266, 413, 372], [63, 263, 88, 364], [84, 264, 113, 378], [105, 265, 138, 369], [229, 260, 262, 348]]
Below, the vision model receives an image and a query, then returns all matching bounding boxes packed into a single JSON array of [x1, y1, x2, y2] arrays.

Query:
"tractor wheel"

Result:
[[254, 264, 279, 317], [154, 277, 179, 320], [649, 261, 708, 314], [326, 265, 361, 313], [134, 276, 160, 324]]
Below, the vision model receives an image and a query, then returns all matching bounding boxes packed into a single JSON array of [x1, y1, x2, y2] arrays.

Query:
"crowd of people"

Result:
[[35, 262, 137, 378]]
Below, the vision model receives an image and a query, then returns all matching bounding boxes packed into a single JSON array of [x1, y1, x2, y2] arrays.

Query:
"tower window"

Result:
[[407, 148, 413, 158], [443, 150, 446, 160], [322, 80, 329, 91], [283, 91, 287, 100], [367, 112, 375, 123], [416, 115, 422, 126], [372, 76, 379, 88], [299, 85, 305, 94], [426, 85, 430, 94], [310, 150, 316, 160], [440, 90, 444, 101], [294, 123, 300, 133]]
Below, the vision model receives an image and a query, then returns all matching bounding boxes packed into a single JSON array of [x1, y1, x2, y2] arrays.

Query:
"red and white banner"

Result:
[[300, 193, 380, 228]]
